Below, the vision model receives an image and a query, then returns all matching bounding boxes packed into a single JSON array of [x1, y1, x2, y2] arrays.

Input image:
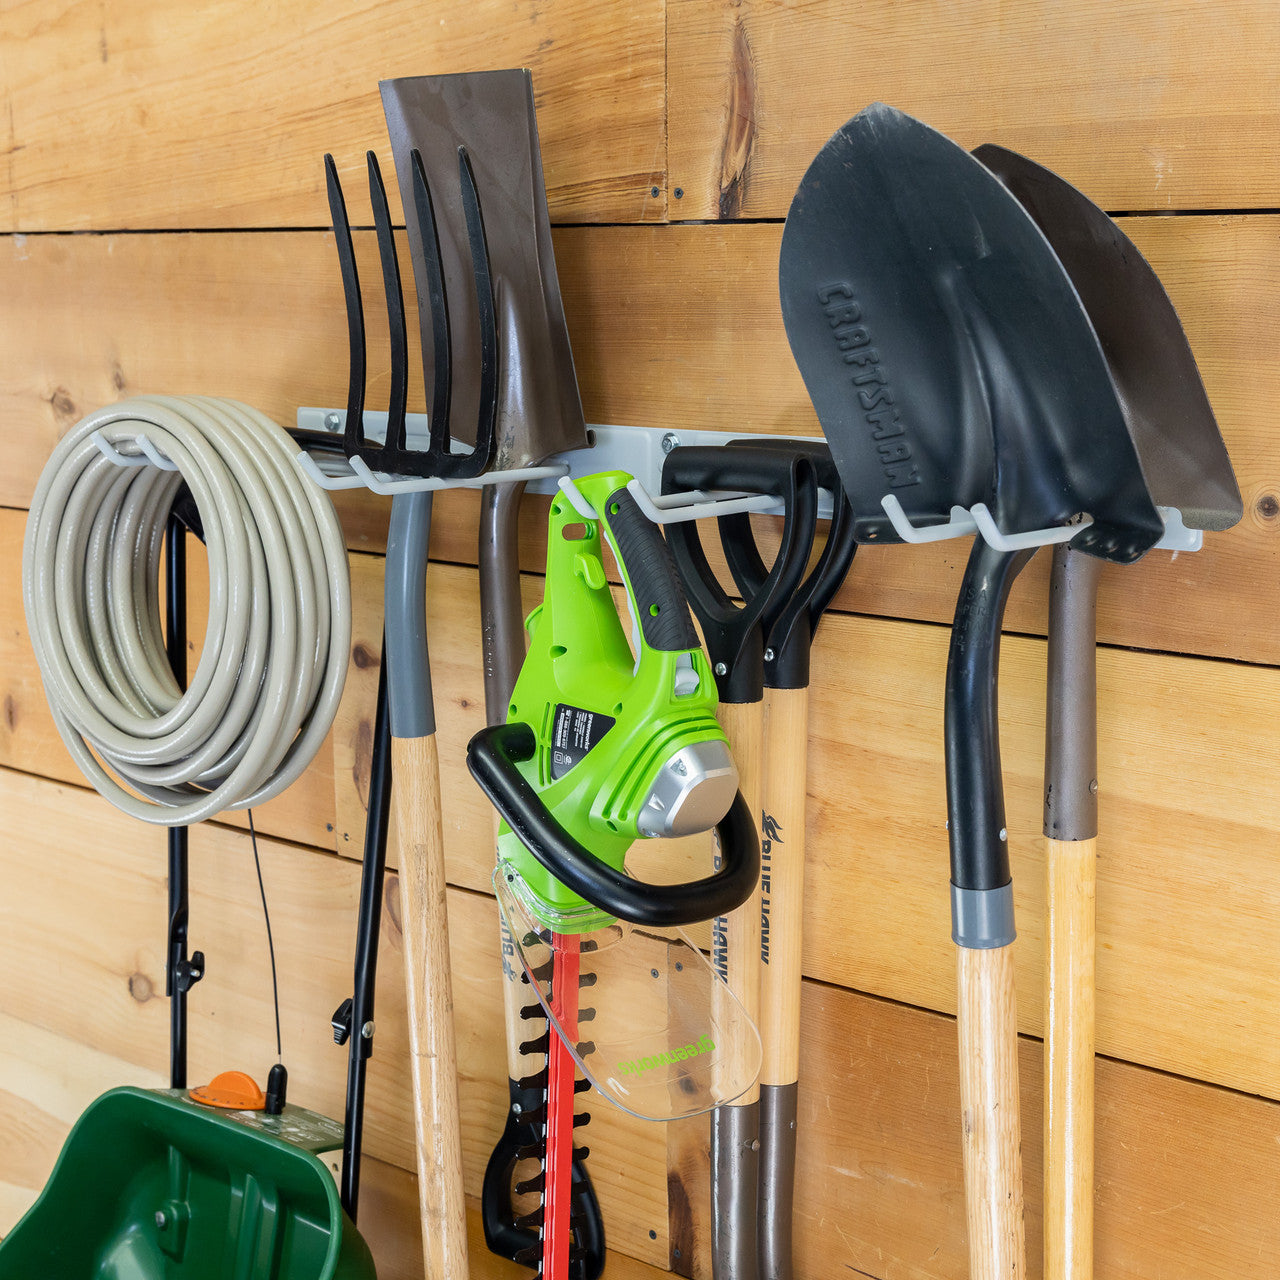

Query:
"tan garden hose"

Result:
[[23, 394, 350, 825]]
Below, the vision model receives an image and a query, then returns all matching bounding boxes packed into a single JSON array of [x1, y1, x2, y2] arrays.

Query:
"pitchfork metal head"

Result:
[[324, 145, 498, 479]]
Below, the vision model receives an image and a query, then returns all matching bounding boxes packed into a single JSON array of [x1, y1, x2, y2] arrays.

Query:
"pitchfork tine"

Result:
[[325, 154, 366, 452], [326, 145, 499, 478], [410, 148, 453, 455], [368, 151, 410, 455], [458, 144, 498, 470]]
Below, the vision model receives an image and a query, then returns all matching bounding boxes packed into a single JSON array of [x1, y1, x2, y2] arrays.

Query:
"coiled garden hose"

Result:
[[23, 395, 350, 825]]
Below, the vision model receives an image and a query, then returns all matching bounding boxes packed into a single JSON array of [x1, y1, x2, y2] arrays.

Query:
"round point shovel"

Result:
[[975, 142, 1243, 1280], [779, 102, 1185, 1280]]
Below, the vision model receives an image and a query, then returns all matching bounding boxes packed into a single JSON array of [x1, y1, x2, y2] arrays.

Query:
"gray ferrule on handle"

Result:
[[951, 882, 1016, 949], [386, 491, 436, 740], [1044, 546, 1101, 842], [712, 1102, 761, 1280], [758, 1083, 798, 1280]]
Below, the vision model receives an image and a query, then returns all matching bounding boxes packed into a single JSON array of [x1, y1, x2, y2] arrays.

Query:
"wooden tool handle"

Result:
[[493, 811, 529, 1076], [957, 943, 1026, 1280], [714, 697, 764, 1106], [392, 733, 469, 1280], [759, 685, 808, 1088], [1045, 835, 1096, 1280]]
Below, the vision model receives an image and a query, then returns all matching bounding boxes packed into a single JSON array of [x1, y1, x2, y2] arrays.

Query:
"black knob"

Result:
[[331, 997, 353, 1046], [264, 1063, 288, 1116]]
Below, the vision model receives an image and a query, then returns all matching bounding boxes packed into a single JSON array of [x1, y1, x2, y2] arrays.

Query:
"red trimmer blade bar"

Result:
[[541, 935, 580, 1280]]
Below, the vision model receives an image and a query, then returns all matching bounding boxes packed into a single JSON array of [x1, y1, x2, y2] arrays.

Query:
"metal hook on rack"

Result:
[[882, 492, 1198, 554], [91, 430, 176, 471], [557, 475, 778, 526]]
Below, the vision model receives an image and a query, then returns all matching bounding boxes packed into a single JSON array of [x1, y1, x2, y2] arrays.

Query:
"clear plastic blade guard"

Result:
[[494, 860, 762, 1121]]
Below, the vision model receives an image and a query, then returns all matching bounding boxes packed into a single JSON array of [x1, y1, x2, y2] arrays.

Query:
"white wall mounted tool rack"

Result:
[[294, 408, 1202, 554]]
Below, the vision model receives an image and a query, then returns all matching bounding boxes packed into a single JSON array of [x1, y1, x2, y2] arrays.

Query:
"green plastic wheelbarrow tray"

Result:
[[0, 1087, 376, 1279]]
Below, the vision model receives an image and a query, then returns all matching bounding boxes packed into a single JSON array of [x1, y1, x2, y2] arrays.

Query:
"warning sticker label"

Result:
[[550, 703, 616, 779]]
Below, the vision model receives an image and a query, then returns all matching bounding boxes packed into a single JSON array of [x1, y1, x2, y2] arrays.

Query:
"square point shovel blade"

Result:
[[974, 143, 1242, 535], [779, 102, 1166, 563], [382, 70, 587, 470]]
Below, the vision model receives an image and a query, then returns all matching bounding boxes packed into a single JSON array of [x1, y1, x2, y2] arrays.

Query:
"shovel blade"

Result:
[[974, 144, 1242, 533], [780, 103, 1165, 562], [382, 71, 588, 470]]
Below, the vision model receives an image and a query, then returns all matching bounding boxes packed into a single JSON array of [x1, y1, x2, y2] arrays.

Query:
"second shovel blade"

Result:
[[974, 143, 1242, 534]]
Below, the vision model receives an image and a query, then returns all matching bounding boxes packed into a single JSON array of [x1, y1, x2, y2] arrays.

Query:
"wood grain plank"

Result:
[[801, 610, 1280, 1104], [0, 1012, 166, 1232], [0, 767, 673, 1268], [4, 894, 1279, 1279], [9, 530, 1280, 1100], [3, 218, 1276, 662], [0, 0, 665, 230], [667, 0, 1280, 219], [787, 983, 1280, 1280]]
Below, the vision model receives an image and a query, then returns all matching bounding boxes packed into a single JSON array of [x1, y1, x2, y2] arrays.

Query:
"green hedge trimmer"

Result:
[[468, 469, 761, 1280]]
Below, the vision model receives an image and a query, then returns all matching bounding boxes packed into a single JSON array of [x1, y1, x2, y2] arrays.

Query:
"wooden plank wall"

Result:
[[1, 2, 1278, 1277]]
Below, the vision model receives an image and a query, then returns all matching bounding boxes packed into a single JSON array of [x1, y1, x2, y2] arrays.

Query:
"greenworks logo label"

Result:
[[617, 1033, 715, 1078]]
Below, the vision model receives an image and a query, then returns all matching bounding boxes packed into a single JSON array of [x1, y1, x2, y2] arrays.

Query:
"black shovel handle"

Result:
[[720, 439, 858, 690], [661, 446, 819, 702], [467, 723, 760, 927], [945, 539, 1036, 893]]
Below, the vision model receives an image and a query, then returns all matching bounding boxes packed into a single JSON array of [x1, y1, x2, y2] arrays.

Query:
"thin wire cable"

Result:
[[247, 808, 282, 1062]]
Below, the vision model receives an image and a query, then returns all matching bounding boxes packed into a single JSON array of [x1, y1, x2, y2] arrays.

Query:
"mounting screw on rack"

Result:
[[324, 412, 341, 431], [661, 432, 680, 455], [361, 1021, 375, 1039]]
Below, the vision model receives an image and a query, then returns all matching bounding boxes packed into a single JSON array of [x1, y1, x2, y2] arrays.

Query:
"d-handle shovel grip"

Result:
[[467, 722, 760, 927]]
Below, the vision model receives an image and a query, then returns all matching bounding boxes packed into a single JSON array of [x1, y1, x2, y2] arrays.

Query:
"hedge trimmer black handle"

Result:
[[467, 723, 760, 928]]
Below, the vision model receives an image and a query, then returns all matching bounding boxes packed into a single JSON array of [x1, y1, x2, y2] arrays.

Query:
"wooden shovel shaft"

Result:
[[392, 733, 470, 1280], [712, 696, 764, 1280], [1044, 545, 1101, 1280], [758, 683, 809, 1280], [496, 803, 528, 1075], [957, 943, 1026, 1280], [1045, 837, 1097, 1278], [713, 697, 765, 1104], [759, 685, 808, 1087]]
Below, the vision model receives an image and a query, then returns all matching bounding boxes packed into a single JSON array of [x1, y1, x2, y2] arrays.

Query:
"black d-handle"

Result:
[[467, 723, 760, 928], [661, 446, 819, 703]]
